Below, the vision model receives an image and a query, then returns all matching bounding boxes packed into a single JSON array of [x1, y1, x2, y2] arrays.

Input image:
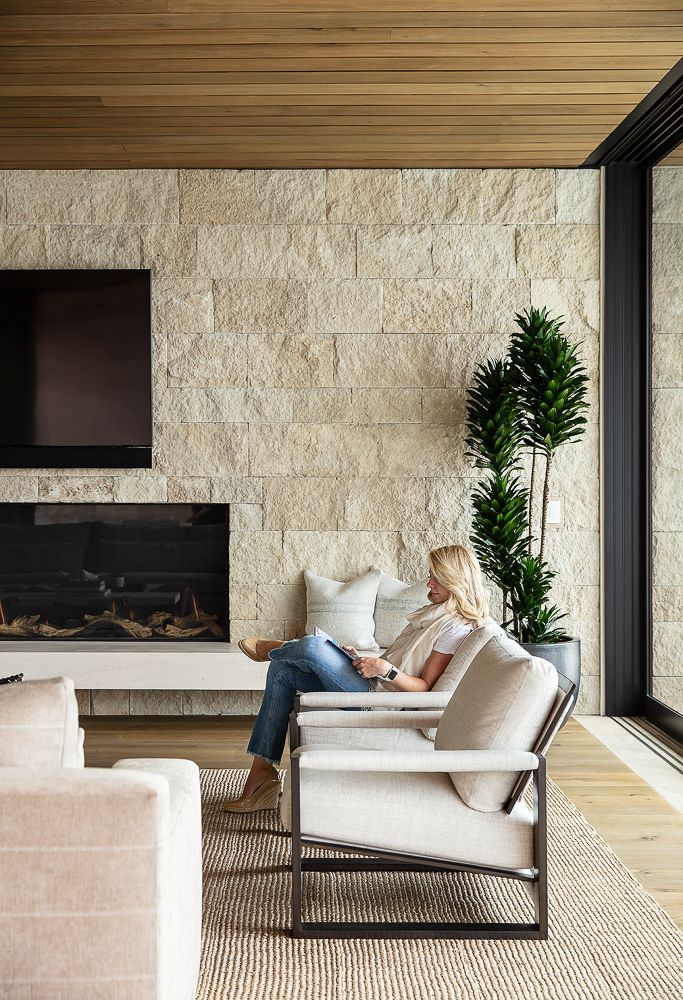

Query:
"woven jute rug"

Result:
[[198, 769, 683, 1000]]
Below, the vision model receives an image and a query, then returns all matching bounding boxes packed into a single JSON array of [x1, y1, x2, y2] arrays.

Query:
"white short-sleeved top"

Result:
[[432, 620, 472, 655]]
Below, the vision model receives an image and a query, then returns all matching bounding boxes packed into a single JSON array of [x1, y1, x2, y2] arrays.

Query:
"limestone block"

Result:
[[482, 169, 555, 224], [152, 330, 168, 397], [247, 334, 334, 387], [155, 423, 248, 477], [167, 333, 248, 388], [396, 529, 470, 584], [470, 279, 531, 334], [75, 690, 91, 716], [256, 169, 326, 222], [141, 225, 197, 276], [653, 532, 683, 587], [653, 469, 683, 531], [230, 585, 258, 619], [156, 388, 248, 424], [152, 277, 213, 334], [652, 389, 683, 471], [113, 476, 167, 503], [0, 477, 38, 502], [551, 423, 599, 480], [179, 169, 256, 223], [211, 477, 263, 503], [167, 477, 212, 503], [652, 334, 683, 388], [47, 225, 141, 269], [92, 690, 130, 715], [257, 583, 307, 621], [401, 169, 482, 224], [530, 279, 600, 337], [198, 225, 356, 279], [382, 279, 471, 334], [543, 530, 599, 586], [230, 530, 284, 585], [338, 477, 426, 530], [421, 389, 467, 426], [652, 621, 683, 677], [0, 226, 48, 267], [263, 477, 338, 530], [425, 478, 473, 533], [552, 476, 599, 531], [555, 170, 600, 225], [183, 690, 265, 715], [377, 423, 470, 478], [651, 676, 683, 715], [292, 388, 354, 423], [443, 334, 511, 388], [246, 388, 294, 423], [517, 225, 598, 280], [228, 621, 285, 644], [130, 691, 184, 715], [652, 278, 683, 334], [335, 334, 450, 388], [357, 226, 433, 279], [652, 166, 683, 223], [249, 423, 380, 477], [432, 225, 515, 279], [326, 169, 401, 224], [39, 477, 114, 502], [284, 622, 306, 641], [214, 279, 307, 333], [351, 388, 423, 423], [575, 674, 599, 715], [306, 280, 382, 334], [650, 225, 683, 278], [653, 586, 683, 621], [231, 503, 263, 529], [6, 169, 179, 224], [0, 180, 6, 223], [548, 584, 599, 645], [281, 530, 402, 584]]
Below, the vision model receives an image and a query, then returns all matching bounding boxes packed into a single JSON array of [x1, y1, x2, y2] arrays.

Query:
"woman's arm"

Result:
[[351, 649, 452, 692]]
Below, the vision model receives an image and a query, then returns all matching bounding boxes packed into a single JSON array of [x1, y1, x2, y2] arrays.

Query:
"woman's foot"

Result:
[[222, 762, 281, 813], [238, 637, 284, 661]]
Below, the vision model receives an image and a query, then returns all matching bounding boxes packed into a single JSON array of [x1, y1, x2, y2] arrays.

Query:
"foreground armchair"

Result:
[[0, 677, 202, 1000], [282, 634, 574, 940]]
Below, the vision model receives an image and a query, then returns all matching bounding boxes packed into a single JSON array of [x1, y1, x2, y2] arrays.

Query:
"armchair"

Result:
[[282, 634, 575, 940]]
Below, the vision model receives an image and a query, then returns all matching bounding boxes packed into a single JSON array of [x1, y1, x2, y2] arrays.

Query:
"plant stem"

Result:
[[528, 445, 536, 554], [539, 452, 553, 564]]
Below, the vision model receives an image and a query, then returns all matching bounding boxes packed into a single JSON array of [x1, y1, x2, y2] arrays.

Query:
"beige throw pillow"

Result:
[[305, 568, 381, 650], [373, 572, 427, 649]]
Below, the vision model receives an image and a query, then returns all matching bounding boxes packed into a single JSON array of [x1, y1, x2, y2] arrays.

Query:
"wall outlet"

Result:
[[547, 499, 562, 526]]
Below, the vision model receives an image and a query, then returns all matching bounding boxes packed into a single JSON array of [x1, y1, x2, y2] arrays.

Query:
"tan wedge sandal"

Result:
[[222, 774, 281, 813]]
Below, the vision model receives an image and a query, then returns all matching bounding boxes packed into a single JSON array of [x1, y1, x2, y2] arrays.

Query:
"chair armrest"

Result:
[[295, 749, 540, 773], [297, 710, 444, 730], [297, 691, 452, 709]]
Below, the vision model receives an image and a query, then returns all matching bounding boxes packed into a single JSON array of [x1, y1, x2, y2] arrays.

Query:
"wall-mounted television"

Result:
[[0, 269, 152, 469]]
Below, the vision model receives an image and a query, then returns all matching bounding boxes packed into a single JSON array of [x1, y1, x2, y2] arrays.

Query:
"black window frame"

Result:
[[586, 56, 683, 743]]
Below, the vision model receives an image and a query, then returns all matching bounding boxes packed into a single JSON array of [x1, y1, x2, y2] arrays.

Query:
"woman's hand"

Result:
[[352, 655, 392, 679], [341, 644, 359, 659]]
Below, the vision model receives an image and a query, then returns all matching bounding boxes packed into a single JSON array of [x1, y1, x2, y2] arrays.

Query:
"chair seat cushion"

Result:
[[0, 676, 82, 769], [281, 744, 534, 872]]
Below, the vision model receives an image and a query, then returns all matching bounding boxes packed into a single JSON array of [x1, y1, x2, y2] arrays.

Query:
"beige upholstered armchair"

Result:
[[282, 633, 574, 940], [0, 677, 202, 1000]]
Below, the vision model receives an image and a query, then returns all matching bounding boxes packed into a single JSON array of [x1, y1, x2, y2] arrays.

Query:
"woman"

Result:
[[223, 544, 489, 813]]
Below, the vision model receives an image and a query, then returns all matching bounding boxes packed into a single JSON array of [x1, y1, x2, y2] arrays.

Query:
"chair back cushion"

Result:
[[435, 634, 557, 812], [0, 676, 83, 768]]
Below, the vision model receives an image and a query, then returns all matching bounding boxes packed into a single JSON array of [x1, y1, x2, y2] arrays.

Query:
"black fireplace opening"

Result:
[[0, 503, 229, 641]]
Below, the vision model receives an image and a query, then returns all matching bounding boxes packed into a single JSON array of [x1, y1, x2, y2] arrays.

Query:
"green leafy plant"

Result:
[[466, 307, 590, 644]]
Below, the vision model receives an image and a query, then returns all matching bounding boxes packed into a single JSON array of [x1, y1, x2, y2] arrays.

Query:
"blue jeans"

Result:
[[247, 635, 370, 766]]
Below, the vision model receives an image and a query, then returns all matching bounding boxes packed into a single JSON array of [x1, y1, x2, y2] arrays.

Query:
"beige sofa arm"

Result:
[[297, 710, 444, 730], [294, 748, 540, 773], [298, 691, 452, 709]]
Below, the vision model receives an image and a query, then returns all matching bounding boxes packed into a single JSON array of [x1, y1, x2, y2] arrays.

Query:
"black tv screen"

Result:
[[0, 270, 152, 468]]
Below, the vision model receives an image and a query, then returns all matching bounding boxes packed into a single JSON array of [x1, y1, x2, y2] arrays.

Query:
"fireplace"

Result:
[[0, 503, 228, 641]]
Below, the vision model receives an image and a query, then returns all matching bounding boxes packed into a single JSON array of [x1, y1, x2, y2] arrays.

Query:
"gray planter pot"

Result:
[[521, 638, 581, 722]]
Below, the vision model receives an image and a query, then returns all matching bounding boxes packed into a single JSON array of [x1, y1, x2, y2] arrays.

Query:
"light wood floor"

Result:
[[82, 715, 683, 930]]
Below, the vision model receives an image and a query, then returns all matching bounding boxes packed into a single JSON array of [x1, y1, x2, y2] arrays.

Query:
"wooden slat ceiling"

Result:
[[1, 1, 682, 168]]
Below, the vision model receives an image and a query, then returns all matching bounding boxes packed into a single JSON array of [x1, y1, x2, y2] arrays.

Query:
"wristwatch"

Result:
[[383, 664, 399, 681]]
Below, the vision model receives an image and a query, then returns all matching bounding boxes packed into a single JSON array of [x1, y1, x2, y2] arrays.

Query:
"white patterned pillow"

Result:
[[374, 572, 427, 648], [305, 569, 381, 651]]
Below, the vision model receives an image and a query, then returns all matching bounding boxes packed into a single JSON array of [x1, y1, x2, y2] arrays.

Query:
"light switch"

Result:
[[547, 499, 562, 526]]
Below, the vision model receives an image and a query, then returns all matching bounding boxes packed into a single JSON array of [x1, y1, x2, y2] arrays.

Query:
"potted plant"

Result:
[[465, 307, 590, 710]]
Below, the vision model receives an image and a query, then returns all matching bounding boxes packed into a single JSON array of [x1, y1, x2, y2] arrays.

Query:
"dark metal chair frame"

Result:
[[287, 676, 575, 940]]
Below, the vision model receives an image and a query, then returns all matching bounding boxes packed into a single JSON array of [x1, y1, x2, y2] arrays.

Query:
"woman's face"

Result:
[[427, 570, 449, 605]]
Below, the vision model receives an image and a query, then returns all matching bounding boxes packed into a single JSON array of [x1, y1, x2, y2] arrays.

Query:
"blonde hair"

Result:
[[428, 545, 489, 628]]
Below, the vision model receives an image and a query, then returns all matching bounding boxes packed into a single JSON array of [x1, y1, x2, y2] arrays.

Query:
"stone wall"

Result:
[[652, 165, 683, 714], [0, 168, 601, 713]]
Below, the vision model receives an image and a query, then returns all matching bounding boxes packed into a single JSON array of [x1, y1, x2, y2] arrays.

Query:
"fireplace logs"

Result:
[[0, 608, 224, 640]]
